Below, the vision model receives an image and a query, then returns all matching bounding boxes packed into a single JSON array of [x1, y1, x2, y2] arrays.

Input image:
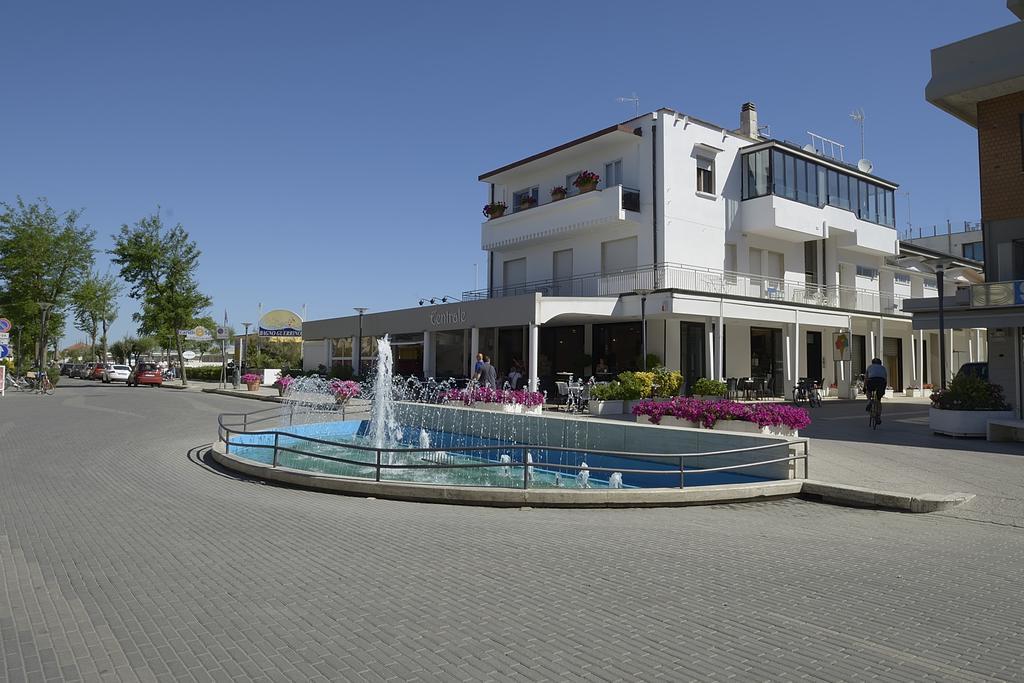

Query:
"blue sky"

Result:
[[0, 0, 1013, 344]]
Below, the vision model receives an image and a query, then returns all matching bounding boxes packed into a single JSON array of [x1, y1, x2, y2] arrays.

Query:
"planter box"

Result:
[[623, 400, 642, 415], [904, 388, 925, 398], [469, 402, 542, 414], [588, 399, 623, 416], [929, 407, 1016, 437], [261, 368, 281, 387], [639, 414, 796, 437], [712, 420, 798, 438]]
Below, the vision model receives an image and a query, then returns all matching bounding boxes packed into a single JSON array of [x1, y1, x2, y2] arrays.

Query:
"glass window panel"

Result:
[[887, 190, 895, 227], [786, 155, 797, 199], [837, 173, 849, 210], [796, 159, 807, 203], [828, 170, 839, 206], [772, 149, 786, 196], [815, 165, 826, 206], [742, 154, 750, 198], [868, 184, 877, 223], [331, 337, 353, 358], [858, 180, 869, 219], [755, 150, 768, 195]]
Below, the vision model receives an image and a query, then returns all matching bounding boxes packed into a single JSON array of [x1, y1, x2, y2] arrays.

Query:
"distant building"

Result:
[[902, 223, 985, 262], [908, 0, 1024, 419]]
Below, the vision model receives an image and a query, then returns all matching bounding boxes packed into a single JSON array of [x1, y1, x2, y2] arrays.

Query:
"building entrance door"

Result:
[[884, 337, 903, 392], [680, 321, 706, 395], [750, 327, 784, 396], [806, 331, 823, 383]]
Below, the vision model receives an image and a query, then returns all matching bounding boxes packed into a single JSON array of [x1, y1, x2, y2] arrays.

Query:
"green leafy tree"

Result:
[[109, 339, 129, 364], [0, 197, 95, 367], [71, 272, 120, 360], [109, 211, 211, 386]]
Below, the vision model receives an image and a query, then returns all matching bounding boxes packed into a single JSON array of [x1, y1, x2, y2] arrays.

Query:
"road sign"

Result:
[[0, 344, 10, 359], [0, 333, 9, 344], [0, 318, 10, 333], [215, 326, 229, 340], [182, 350, 197, 360]]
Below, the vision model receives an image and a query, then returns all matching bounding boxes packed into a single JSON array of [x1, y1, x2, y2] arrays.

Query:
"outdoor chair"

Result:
[[555, 381, 569, 408], [726, 377, 739, 399]]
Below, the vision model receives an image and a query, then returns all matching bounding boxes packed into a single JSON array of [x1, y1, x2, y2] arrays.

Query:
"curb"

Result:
[[208, 441, 974, 513], [801, 480, 975, 513], [202, 388, 283, 403]]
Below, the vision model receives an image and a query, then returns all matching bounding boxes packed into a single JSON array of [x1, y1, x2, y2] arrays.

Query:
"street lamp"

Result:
[[353, 307, 368, 376], [935, 264, 949, 391], [237, 321, 252, 388], [634, 289, 653, 371], [36, 301, 53, 369], [15, 325, 22, 376]]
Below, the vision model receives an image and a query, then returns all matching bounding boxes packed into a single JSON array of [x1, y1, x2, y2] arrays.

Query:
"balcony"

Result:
[[465, 261, 916, 316], [740, 194, 897, 255], [481, 185, 641, 251]]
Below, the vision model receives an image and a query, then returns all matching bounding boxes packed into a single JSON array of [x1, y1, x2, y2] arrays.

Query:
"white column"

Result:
[[423, 331, 433, 378], [918, 329, 925, 390], [948, 328, 955, 377], [869, 327, 876, 361], [528, 323, 539, 392], [784, 326, 793, 382], [976, 329, 983, 362], [716, 303, 724, 381], [706, 319, 715, 379], [968, 333, 975, 362], [878, 316, 885, 360], [794, 314, 801, 381], [469, 327, 479, 376]]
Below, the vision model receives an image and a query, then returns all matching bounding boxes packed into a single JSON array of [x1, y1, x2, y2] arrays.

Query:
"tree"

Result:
[[109, 211, 210, 386], [73, 271, 121, 361], [0, 197, 95, 367], [109, 339, 129, 364]]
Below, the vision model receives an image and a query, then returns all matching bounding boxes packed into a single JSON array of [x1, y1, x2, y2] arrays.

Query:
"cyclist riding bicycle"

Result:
[[864, 358, 887, 424]]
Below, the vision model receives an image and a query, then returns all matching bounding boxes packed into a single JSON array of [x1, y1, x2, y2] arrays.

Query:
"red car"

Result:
[[127, 363, 163, 387], [89, 363, 109, 381]]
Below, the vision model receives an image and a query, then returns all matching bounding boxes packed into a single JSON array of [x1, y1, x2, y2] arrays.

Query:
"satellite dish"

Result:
[[802, 143, 815, 152], [858, 158, 873, 173]]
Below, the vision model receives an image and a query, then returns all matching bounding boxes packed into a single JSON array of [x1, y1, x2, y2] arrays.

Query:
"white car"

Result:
[[102, 364, 132, 383]]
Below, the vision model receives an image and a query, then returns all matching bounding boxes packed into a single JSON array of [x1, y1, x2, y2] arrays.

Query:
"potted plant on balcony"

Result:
[[482, 201, 507, 220], [928, 375, 1014, 437], [550, 186, 568, 201], [242, 373, 261, 392], [573, 170, 600, 194], [518, 195, 537, 210]]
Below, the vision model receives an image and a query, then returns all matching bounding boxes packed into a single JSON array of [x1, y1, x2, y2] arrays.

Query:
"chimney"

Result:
[[740, 102, 758, 139]]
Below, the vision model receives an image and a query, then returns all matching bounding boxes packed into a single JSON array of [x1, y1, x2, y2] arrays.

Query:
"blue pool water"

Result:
[[229, 420, 772, 489]]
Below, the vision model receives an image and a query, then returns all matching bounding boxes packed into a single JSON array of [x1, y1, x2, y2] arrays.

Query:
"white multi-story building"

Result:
[[304, 103, 985, 397]]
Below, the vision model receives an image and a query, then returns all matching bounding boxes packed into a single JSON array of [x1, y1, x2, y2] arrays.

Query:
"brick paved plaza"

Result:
[[2, 380, 1023, 681]]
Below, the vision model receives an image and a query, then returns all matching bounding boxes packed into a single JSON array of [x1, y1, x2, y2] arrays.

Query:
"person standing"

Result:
[[472, 352, 484, 384], [482, 355, 498, 389]]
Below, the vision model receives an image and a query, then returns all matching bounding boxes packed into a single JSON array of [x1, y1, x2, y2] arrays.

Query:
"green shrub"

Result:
[[616, 371, 654, 399], [930, 375, 1009, 411], [692, 377, 727, 396], [652, 367, 683, 396], [645, 353, 662, 369], [590, 381, 624, 400], [46, 367, 60, 385], [185, 366, 228, 382]]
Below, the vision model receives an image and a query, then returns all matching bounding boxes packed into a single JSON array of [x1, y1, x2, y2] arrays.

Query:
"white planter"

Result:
[[712, 420, 798, 438], [261, 368, 281, 386], [471, 402, 542, 414], [622, 400, 642, 415], [640, 414, 796, 437], [588, 399, 623, 416], [847, 387, 858, 399], [929, 407, 1016, 437], [904, 388, 925, 398]]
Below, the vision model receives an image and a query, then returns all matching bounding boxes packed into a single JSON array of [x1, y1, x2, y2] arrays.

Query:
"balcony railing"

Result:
[[464, 262, 915, 316], [510, 185, 640, 215]]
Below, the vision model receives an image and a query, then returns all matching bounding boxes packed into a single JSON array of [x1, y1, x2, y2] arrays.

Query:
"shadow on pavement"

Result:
[[187, 444, 262, 482], [801, 401, 1023, 456]]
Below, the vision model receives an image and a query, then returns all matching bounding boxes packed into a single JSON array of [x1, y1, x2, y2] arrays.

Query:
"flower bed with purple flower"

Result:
[[632, 397, 810, 431], [274, 374, 295, 390], [241, 373, 262, 384], [329, 379, 362, 400], [442, 387, 545, 407]]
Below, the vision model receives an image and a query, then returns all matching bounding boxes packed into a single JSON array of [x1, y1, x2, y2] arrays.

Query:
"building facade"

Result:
[[305, 104, 985, 397], [910, 0, 1024, 418]]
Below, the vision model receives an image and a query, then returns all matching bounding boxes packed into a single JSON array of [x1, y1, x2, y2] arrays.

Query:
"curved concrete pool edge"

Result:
[[209, 442, 974, 512]]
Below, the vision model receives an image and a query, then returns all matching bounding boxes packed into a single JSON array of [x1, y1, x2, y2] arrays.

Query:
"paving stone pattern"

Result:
[[1, 380, 1023, 681]]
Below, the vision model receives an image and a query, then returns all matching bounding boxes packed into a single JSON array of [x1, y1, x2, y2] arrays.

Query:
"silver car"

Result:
[[102, 364, 131, 383]]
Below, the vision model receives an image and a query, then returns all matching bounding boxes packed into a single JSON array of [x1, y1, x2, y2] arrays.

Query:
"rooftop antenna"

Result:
[[616, 92, 640, 117], [850, 108, 866, 159]]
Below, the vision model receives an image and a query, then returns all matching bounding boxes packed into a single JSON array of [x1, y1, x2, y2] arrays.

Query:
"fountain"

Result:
[[578, 462, 590, 488], [608, 472, 623, 489], [368, 335, 402, 450]]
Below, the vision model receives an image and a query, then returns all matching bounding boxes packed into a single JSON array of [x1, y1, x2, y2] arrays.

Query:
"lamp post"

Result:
[[15, 325, 22, 376], [36, 301, 53, 370], [353, 307, 368, 377], [634, 289, 653, 371], [238, 322, 252, 388]]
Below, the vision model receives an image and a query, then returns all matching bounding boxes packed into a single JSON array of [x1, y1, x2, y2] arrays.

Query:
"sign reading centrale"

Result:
[[258, 309, 303, 337], [429, 308, 468, 327]]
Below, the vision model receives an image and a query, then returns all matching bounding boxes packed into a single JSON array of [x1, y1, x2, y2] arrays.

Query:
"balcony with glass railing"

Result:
[[464, 262, 915, 316]]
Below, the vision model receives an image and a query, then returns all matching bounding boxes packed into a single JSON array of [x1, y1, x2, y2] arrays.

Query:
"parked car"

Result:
[[956, 362, 989, 382], [76, 363, 94, 379], [128, 362, 163, 387], [59, 363, 72, 376], [102, 364, 132, 383], [67, 364, 82, 378], [89, 363, 108, 381]]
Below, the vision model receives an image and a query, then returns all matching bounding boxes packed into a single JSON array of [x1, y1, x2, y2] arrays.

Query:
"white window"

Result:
[[553, 249, 573, 295], [565, 172, 580, 196], [503, 258, 527, 288], [601, 237, 637, 274], [696, 156, 715, 194], [604, 159, 622, 189], [856, 265, 879, 279], [513, 186, 539, 212]]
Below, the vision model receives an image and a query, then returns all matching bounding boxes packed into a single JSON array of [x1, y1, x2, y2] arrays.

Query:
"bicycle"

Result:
[[27, 370, 55, 396], [867, 392, 882, 429], [4, 373, 30, 392], [792, 378, 822, 407]]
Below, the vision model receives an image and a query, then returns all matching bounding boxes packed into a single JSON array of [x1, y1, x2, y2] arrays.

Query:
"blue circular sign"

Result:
[[0, 318, 10, 334], [0, 344, 9, 359]]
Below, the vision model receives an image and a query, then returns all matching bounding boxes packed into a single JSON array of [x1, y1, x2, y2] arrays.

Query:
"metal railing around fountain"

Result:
[[216, 406, 811, 489]]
